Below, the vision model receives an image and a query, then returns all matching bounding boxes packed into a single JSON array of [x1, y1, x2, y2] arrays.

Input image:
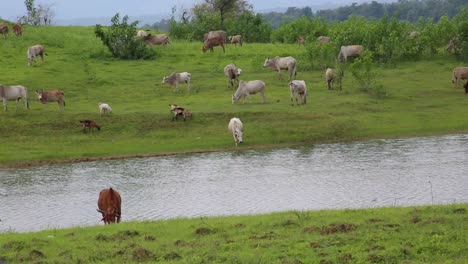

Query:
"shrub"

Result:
[[349, 53, 387, 98], [94, 13, 156, 60]]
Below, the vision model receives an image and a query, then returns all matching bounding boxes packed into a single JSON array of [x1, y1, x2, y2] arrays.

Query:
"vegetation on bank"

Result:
[[0, 25, 468, 167], [0, 204, 466, 263]]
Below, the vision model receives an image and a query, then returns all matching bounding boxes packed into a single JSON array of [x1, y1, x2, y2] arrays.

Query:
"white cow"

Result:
[[452, 67, 468, 88], [289, 80, 307, 105], [228, 117, 243, 146], [232, 80, 266, 104], [337, 45, 363, 63], [98, 102, 112, 116], [27, 44, 45, 66], [263, 56, 297, 81], [162, 72, 192, 93], [325, 68, 334, 90], [136, 30, 148, 38]]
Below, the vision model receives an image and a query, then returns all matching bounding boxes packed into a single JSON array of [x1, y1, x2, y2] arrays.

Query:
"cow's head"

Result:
[[35, 89, 46, 102], [231, 94, 237, 104], [234, 129, 243, 145], [263, 58, 271, 67], [97, 207, 120, 224]]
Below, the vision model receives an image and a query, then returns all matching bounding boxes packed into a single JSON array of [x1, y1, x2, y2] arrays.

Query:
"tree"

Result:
[[18, 0, 55, 25], [193, 0, 252, 29]]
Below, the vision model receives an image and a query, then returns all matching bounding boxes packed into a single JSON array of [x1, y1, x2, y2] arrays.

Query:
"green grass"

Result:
[[0, 204, 466, 263], [0, 26, 467, 167]]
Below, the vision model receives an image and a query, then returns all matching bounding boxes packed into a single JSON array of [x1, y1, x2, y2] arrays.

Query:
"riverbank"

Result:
[[0, 204, 466, 263], [1, 26, 467, 168]]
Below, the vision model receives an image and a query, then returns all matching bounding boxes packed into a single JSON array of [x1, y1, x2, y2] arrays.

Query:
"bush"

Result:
[[349, 53, 387, 98], [94, 13, 156, 60]]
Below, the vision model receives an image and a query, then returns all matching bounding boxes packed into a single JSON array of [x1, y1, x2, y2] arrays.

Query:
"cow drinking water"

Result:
[[228, 117, 243, 147], [97, 188, 122, 225]]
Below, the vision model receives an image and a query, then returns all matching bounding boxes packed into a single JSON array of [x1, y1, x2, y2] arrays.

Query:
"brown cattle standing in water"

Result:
[[13, 24, 23, 36], [0, 23, 8, 38], [80, 120, 101, 132], [35, 89, 65, 110], [202, 30, 227, 53], [97, 188, 122, 224]]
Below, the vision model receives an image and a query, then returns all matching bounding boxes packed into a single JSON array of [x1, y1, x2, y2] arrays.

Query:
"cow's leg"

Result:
[[3, 98, 7, 111], [40, 53, 44, 62], [261, 92, 265, 104], [221, 44, 225, 53], [277, 69, 283, 80]]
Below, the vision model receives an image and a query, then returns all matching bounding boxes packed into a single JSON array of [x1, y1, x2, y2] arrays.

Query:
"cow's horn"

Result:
[[97, 209, 105, 214]]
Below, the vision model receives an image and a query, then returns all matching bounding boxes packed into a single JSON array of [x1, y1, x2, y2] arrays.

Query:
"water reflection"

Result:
[[1, 134, 467, 233]]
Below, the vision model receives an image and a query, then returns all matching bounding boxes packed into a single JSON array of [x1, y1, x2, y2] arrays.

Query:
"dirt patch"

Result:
[[132, 247, 154, 262], [309, 242, 321, 248], [113, 230, 140, 240], [249, 231, 277, 240], [411, 216, 421, 223], [281, 219, 298, 228], [383, 223, 400, 228], [95, 234, 110, 241], [339, 253, 353, 263], [3, 241, 26, 251], [65, 232, 75, 237], [144, 235, 155, 241], [195, 227, 214, 235], [320, 223, 356, 235], [366, 218, 384, 223], [453, 208, 466, 214], [164, 252, 182, 261], [234, 223, 245, 228], [303, 226, 320, 233], [29, 249, 45, 260]]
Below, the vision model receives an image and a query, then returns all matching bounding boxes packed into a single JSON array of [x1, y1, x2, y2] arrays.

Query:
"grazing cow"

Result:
[[143, 33, 169, 46], [80, 120, 101, 132], [27, 44, 45, 66], [297, 36, 305, 45], [202, 30, 227, 53], [136, 30, 148, 38], [409, 31, 420, 39], [0, 85, 29, 111], [263, 56, 297, 81], [317, 36, 330, 44], [228, 117, 243, 146], [446, 37, 459, 54], [228, 35, 243, 46], [452, 67, 468, 88], [162, 72, 192, 93], [35, 89, 65, 110], [289, 80, 307, 105], [97, 188, 122, 225], [337, 45, 364, 63], [169, 104, 192, 121], [232, 80, 266, 104], [12, 24, 23, 36], [0, 23, 8, 38], [325, 68, 334, 90], [98, 102, 112, 116], [224, 63, 242, 89]]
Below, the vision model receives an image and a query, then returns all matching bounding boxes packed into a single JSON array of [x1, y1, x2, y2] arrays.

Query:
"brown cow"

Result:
[[143, 33, 169, 47], [0, 23, 8, 38], [202, 30, 227, 53], [80, 120, 101, 132], [35, 89, 65, 110], [13, 24, 23, 36], [169, 104, 192, 121], [97, 188, 122, 225]]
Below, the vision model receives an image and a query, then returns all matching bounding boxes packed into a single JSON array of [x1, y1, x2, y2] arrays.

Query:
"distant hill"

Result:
[[54, 13, 170, 27]]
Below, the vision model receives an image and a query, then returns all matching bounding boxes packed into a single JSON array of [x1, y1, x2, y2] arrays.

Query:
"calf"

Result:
[[289, 80, 307, 105], [97, 188, 122, 225], [35, 89, 65, 110], [80, 120, 101, 132], [98, 102, 112, 116], [228, 35, 243, 46], [13, 24, 23, 36], [162, 72, 191, 93], [0, 23, 8, 38], [224, 63, 242, 89], [169, 104, 192, 121], [325, 68, 334, 90]]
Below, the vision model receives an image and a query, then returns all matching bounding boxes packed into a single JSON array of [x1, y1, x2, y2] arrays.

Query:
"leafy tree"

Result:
[[94, 13, 156, 60], [193, 0, 252, 29]]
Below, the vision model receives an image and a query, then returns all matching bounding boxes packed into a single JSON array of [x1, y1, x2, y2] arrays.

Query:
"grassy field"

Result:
[[0, 204, 466, 263], [0, 25, 467, 167]]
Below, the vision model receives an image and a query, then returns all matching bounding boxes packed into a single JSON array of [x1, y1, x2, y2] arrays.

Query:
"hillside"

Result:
[[0, 25, 467, 167]]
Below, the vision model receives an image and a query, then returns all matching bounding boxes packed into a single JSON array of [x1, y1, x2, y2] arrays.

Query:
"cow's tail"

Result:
[[452, 70, 456, 84]]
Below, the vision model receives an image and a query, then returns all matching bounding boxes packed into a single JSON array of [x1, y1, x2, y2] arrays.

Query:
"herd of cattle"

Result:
[[1, 23, 468, 225]]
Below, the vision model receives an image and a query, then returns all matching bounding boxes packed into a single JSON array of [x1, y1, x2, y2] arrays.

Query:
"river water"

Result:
[[1, 134, 467, 233]]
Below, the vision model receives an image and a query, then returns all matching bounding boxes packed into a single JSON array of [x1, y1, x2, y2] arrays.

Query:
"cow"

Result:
[[98, 102, 112, 116], [0, 23, 8, 38], [0, 85, 29, 111], [224, 63, 242, 89], [97, 188, 122, 225], [317, 36, 330, 44], [337, 45, 363, 63], [409, 31, 420, 39], [297, 36, 305, 45], [289, 80, 307, 105], [80, 120, 101, 132], [143, 33, 169, 47], [27, 44, 45, 66], [232, 80, 266, 104], [446, 37, 459, 54], [452, 67, 468, 88], [12, 24, 23, 36], [162, 72, 192, 93], [228, 35, 243, 46], [228, 117, 243, 146], [202, 30, 227, 53], [35, 89, 65, 110], [136, 30, 148, 38], [325, 68, 334, 90], [263, 56, 297, 81], [169, 104, 192, 121]]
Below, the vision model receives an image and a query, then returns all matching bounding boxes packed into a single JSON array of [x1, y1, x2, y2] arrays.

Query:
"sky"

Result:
[[0, 0, 381, 22]]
